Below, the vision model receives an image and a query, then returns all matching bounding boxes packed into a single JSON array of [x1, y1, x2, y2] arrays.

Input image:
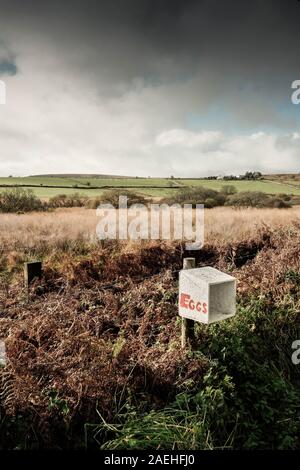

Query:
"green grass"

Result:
[[0, 176, 77, 186], [182, 179, 300, 195], [284, 180, 300, 188], [1, 176, 300, 198], [86, 299, 300, 450]]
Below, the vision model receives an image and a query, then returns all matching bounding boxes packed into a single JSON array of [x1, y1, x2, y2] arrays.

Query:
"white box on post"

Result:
[[179, 266, 236, 324]]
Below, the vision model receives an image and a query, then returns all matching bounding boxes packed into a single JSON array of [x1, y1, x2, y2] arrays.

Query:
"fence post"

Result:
[[24, 261, 42, 289], [181, 257, 195, 348]]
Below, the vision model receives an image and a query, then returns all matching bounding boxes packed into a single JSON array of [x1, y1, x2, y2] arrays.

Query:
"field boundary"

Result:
[[0, 184, 182, 190]]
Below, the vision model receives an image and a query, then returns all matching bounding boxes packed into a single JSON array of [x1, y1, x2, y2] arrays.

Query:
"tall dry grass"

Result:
[[204, 206, 300, 243], [0, 206, 300, 250]]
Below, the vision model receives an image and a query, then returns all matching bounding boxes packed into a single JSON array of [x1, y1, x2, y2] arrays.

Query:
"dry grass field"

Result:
[[0, 206, 300, 250]]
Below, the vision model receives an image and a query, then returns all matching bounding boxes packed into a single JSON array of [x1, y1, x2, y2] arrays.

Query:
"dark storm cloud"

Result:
[[2, 0, 299, 121], [0, 0, 300, 176], [1, 0, 300, 85]]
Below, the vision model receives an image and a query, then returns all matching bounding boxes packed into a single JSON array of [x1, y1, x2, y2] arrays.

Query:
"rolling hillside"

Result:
[[0, 174, 300, 198]]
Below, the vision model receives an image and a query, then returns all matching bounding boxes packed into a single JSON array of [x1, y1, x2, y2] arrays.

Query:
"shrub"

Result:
[[86, 189, 148, 209], [278, 193, 291, 201], [225, 191, 290, 208], [265, 197, 291, 209], [92, 300, 300, 450], [162, 187, 226, 208], [204, 197, 219, 208], [48, 193, 88, 208], [220, 185, 237, 196], [0, 188, 44, 213], [226, 191, 268, 208], [290, 196, 300, 206]]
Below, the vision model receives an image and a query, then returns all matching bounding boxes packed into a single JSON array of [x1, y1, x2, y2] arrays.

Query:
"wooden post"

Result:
[[24, 261, 42, 288], [0, 340, 6, 367], [181, 257, 195, 348]]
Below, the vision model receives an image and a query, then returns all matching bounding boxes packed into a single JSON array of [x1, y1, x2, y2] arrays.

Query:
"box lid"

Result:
[[180, 266, 235, 285]]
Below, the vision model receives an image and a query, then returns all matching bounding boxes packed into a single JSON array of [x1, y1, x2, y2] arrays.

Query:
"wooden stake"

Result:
[[181, 257, 195, 349], [24, 261, 42, 289]]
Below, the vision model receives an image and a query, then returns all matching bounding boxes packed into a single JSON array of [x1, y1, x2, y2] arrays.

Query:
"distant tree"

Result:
[[243, 171, 262, 180], [220, 185, 237, 195], [48, 193, 87, 208], [162, 186, 226, 208], [87, 189, 147, 209], [0, 188, 44, 213], [226, 191, 290, 208], [223, 175, 238, 180]]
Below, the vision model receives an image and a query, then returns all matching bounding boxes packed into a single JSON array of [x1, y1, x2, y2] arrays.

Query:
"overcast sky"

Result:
[[0, 0, 300, 177]]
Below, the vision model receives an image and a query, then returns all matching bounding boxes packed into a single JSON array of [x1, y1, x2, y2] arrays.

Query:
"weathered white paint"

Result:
[[0, 340, 6, 366], [179, 266, 236, 324]]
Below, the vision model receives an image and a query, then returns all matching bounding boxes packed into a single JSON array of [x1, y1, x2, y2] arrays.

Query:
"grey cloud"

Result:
[[0, 0, 300, 175]]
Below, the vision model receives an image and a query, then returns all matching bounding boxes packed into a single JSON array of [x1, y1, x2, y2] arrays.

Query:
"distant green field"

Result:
[[0, 176, 300, 198], [182, 179, 300, 195], [284, 180, 300, 188], [0, 176, 173, 187]]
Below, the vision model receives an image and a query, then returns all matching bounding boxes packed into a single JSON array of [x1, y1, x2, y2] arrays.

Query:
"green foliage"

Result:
[[86, 189, 148, 209], [163, 187, 290, 209], [204, 197, 219, 208], [48, 193, 88, 208], [220, 185, 237, 195], [88, 299, 300, 450], [0, 188, 44, 213], [226, 191, 291, 208], [86, 401, 214, 450], [162, 186, 226, 207], [236, 171, 262, 180], [278, 193, 291, 201], [265, 197, 291, 208], [284, 270, 300, 284], [44, 389, 70, 416]]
